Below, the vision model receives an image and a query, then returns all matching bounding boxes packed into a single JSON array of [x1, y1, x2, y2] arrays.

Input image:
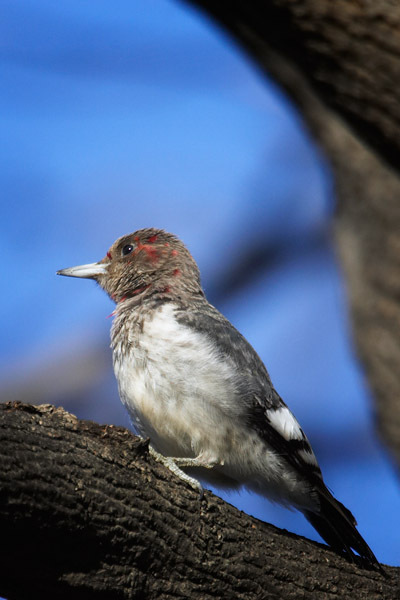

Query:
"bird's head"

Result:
[[57, 228, 203, 303]]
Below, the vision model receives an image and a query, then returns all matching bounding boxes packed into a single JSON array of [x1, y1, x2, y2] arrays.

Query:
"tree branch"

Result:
[[184, 0, 400, 469], [0, 402, 396, 599], [185, 0, 400, 167]]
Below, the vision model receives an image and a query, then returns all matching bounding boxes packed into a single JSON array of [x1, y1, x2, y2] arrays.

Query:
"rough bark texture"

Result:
[[0, 402, 397, 600], [184, 0, 400, 468]]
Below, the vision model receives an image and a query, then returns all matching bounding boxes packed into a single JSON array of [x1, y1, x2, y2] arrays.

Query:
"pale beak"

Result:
[[57, 262, 108, 279]]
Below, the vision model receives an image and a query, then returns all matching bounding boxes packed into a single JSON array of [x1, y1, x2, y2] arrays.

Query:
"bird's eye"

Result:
[[122, 244, 134, 256]]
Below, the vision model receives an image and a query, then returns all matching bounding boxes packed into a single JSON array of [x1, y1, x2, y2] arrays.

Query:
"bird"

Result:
[[57, 227, 380, 568]]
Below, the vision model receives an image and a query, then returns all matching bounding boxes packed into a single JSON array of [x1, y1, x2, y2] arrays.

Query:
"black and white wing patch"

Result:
[[249, 393, 323, 484]]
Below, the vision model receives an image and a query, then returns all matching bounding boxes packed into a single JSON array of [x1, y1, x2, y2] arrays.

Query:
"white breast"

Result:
[[112, 303, 243, 460]]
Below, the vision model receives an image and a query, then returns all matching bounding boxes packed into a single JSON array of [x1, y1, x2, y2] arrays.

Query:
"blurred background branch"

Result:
[[185, 0, 400, 470]]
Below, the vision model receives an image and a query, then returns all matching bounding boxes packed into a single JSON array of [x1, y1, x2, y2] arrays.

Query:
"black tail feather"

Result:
[[303, 488, 382, 571]]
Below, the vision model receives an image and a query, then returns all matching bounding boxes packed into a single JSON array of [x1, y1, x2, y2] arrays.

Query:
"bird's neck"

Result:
[[109, 287, 204, 356]]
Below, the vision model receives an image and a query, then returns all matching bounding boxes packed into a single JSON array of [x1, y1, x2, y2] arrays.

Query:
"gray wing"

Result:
[[176, 300, 380, 566], [175, 300, 323, 484]]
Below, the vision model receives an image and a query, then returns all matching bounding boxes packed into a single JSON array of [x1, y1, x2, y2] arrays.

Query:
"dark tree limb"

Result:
[[185, 0, 400, 167], [0, 402, 397, 600], [184, 0, 400, 469]]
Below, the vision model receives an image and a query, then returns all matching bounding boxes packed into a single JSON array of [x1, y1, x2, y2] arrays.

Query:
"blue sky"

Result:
[[1, 0, 398, 566]]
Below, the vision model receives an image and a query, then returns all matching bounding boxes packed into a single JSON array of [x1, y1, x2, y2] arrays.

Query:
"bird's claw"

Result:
[[148, 446, 204, 498]]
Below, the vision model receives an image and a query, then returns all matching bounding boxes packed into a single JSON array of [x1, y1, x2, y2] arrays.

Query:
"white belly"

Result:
[[113, 303, 243, 461]]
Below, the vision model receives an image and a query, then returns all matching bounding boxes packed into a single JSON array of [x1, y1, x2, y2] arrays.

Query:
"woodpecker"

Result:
[[58, 227, 380, 567]]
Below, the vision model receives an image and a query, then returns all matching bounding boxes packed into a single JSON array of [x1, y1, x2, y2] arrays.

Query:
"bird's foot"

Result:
[[172, 455, 220, 469], [148, 447, 205, 497]]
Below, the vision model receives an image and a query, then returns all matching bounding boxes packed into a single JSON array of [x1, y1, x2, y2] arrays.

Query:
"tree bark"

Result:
[[184, 0, 400, 469], [0, 402, 396, 600]]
